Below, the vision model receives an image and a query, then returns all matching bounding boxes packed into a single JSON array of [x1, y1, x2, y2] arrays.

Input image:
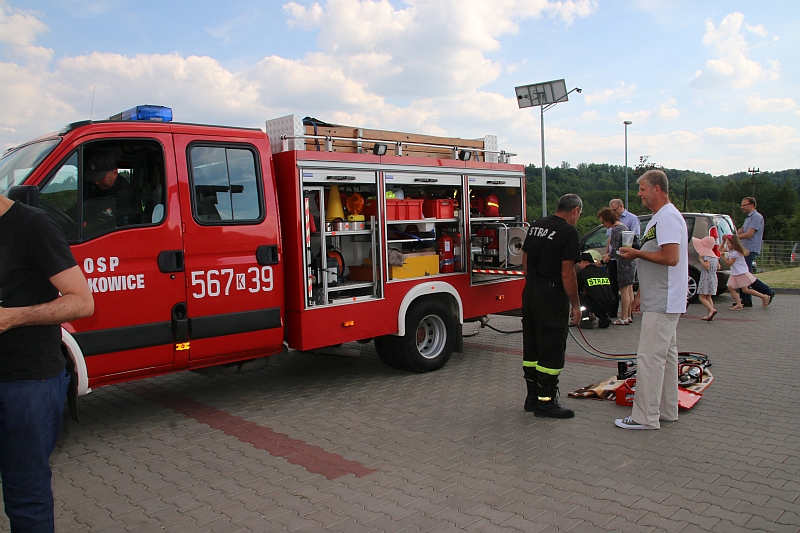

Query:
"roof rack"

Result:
[[279, 134, 516, 163], [265, 114, 515, 163]]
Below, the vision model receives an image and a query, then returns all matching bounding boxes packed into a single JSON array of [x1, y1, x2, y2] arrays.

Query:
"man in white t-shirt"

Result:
[[615, 170, 688, 430]]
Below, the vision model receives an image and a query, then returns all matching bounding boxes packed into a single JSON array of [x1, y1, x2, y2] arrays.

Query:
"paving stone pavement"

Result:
[[2, 293, 799, 532]]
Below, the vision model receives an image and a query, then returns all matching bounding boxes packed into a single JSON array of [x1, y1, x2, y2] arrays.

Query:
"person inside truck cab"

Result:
[[82, 151, 141, 234]]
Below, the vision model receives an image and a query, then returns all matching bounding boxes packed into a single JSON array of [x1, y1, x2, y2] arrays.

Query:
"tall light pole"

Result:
[[623, 121, 632, 208], [515, 80, 581, 217]]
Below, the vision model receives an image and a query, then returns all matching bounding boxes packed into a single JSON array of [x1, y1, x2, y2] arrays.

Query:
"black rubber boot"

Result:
[[524, 378, 537, 412], [533, 384, 575, 419]]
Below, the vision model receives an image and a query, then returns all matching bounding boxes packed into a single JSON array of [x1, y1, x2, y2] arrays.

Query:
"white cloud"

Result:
[[281, 0, 597, 98], [584, 82, 636, 105], [745, 96, 796, 114], [581, 111, 600, 120], [693, 12, 779, 89], [701, 124, 796, 143], [0, 1, 52, 63], [744, 23, 767, 37], [656, 98, 680, 119], [618, 110, 650, 122], [0, 0, 600, 151]]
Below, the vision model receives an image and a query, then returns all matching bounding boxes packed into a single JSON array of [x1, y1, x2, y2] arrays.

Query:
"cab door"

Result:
[[36, 133, 186, 384], [172, 132, 284, 361]]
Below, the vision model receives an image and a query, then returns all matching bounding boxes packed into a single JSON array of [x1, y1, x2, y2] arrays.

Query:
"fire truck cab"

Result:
[[1, 106, 527, 398]]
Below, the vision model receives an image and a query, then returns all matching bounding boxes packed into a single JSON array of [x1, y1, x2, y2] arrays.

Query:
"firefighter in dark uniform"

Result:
[[521, 194, 583, 418], [577, 252, 615, 329]]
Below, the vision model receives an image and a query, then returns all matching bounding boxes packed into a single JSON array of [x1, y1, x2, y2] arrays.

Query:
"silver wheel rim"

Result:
[[415, 314, 446, 360], [687, 275, 698, 299]]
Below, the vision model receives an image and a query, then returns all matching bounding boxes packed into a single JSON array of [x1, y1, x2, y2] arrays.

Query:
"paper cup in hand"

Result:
[[621, 230, 635, 247]]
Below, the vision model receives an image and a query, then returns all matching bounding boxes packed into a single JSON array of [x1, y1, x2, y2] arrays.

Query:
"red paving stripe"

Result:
[[128, 384, 376, 480], [464, 341, 617, 368]]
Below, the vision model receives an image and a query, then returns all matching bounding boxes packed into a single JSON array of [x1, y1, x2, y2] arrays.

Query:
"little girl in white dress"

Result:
[[720, 234, 770, 310]]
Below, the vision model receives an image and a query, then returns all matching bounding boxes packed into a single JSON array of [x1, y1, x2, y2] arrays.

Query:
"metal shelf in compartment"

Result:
[[470, 217, 519, 222], [326, 280, 375, 293]]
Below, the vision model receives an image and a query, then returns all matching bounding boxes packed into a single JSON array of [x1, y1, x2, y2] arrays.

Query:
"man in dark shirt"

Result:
[[0, 193, 94, 531], [521, 193, 583, 418], [576, 252, 615, 329], [82, 151, 141, 236]]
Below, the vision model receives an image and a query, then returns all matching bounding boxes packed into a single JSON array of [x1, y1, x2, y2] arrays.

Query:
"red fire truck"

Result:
[[1, 106, 527, 406]]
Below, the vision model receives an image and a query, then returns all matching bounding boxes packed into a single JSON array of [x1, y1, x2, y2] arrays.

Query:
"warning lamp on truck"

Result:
[[108, 105, 173, 122]]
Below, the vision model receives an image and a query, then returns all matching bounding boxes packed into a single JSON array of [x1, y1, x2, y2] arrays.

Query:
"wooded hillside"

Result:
[[525, 163, 800, 240]]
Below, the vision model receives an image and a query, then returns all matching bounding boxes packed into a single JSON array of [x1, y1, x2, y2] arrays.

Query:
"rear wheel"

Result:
[[396, 299, 456, 373], [687, 268, 700, 303], [374, 336, 404, 369]]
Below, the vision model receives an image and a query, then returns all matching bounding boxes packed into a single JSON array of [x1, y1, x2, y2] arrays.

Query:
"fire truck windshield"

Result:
[[0, 139, 60, 196]]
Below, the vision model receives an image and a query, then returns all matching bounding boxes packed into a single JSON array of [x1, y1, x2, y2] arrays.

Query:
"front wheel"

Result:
[[396, 299, 456, 373]]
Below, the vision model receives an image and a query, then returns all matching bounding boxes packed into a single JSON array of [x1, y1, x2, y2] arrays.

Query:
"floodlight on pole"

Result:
[[623, 121, 632, 208], [515, 79, 581, 217]]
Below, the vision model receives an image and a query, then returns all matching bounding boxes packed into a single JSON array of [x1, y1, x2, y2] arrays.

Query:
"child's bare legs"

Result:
[[728, 287, 743, 308], [620, 285, 633, 321], [699, 294, 714, 316], [742, 286, 769, 307]]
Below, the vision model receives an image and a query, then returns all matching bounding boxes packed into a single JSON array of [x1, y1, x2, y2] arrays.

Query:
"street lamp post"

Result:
[[623, 121, 632, 208], [515, 80, 581, 217]]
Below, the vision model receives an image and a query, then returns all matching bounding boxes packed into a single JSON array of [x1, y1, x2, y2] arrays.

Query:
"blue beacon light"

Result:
[[108, 105, 173, 122]]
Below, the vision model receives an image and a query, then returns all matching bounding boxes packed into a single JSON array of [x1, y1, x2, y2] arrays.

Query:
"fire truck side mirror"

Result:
[[7, 185, 39, 208]]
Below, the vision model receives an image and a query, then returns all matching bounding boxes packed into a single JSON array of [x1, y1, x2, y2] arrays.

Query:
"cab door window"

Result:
[[38, 152, 79, 241], [38, 139, 167, 242], [189, 145, 262, 223]]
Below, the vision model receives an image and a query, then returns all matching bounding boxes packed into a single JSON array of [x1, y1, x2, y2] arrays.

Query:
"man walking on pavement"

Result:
[[607, 199, 640, 317], [615, 170, 688, 430], [0, 191, 94, 532], [737, 197, 775, 307], [521, 194, 583, 419]]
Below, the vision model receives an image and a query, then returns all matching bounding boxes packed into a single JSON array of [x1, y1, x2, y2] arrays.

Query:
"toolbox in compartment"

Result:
[[423, 199, 455, 219], [388, 252, 439, 279], [387, 199, 424, 221]]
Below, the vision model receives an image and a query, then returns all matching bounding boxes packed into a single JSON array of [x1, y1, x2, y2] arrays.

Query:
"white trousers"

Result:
[[631, 312, 680, 428]]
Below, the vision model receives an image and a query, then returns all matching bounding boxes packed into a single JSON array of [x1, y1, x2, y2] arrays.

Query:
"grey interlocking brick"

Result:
[[15, 297, 793, 532]]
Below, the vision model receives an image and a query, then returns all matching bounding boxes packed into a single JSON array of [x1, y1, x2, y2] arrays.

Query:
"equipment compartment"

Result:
[[301, 170, 382, 307]]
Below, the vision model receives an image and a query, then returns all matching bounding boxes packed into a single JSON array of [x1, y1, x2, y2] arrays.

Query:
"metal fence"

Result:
[[755, 241, 799, 271]]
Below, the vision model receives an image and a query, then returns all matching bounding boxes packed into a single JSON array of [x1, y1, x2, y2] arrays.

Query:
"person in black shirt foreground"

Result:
[[521, 194, 583, 418], [576, 252, 615, 329], [0, 193, 94, 532]]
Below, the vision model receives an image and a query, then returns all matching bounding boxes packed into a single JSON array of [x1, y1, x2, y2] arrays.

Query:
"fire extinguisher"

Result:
[[438, 231, 455, 273]]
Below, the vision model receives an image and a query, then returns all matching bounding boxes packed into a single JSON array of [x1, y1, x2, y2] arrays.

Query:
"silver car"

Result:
[[579, 212, 735, 302]]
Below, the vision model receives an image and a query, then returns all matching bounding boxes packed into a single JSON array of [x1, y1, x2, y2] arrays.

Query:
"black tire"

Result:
[[395, 299, 456, 373], [374, 336, 404, 369], [687, 268, 700, 303]]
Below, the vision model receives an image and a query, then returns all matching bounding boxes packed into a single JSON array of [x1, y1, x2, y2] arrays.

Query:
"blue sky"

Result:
[[1, 0, 798, 175]]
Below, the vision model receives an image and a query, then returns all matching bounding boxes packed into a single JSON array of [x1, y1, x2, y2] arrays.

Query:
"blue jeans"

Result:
[[0, 370, 69, 533], [739, 252, 773, 304]]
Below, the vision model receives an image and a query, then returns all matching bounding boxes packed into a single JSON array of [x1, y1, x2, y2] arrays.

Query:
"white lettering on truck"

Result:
[[82, 256, 145, 293], [191, 266, 273, 298]]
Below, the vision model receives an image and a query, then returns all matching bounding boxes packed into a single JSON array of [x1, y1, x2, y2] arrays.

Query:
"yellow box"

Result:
[[390, 253, 439, 279]]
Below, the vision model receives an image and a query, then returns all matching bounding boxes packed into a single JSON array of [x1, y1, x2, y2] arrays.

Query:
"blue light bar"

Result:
[[108, 105, 173, 122]]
